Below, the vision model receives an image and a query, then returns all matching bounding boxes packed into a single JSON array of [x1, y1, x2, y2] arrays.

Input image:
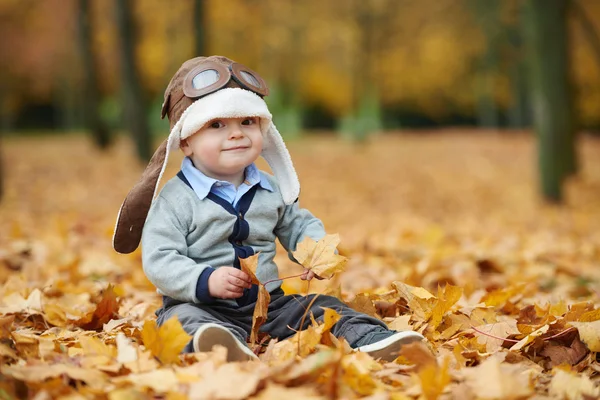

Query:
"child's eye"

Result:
[[241, 118, 256, 126], [209, 121, 224, 129]]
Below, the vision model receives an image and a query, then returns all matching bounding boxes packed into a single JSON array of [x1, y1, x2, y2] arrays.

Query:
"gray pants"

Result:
[[156, 288, 388, 353]]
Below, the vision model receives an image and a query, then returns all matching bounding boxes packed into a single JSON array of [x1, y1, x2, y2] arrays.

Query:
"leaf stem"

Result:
[[470, 325, 578, 344], [542, 327, 577, 341], [470, 325, 520, 343], [263, 273, 305, 287]]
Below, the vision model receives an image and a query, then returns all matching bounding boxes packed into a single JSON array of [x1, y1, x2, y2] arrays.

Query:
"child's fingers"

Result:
[[226, 283, 244, 293], [227, 274, 251, 288], [228, 271, 252, 288], [224, 289, 243, 299], [300, 269, 309, 280]]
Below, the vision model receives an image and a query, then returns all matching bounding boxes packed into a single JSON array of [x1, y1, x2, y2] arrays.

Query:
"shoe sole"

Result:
[[193, 323, 258, 362], [357, 331, 425, 362]]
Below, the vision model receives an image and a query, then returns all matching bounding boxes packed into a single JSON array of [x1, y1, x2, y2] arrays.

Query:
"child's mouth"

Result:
[[223, 146, 249, 152]]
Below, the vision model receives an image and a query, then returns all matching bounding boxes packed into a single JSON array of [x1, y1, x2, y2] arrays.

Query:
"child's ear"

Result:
[[180, 139, 192, 156]]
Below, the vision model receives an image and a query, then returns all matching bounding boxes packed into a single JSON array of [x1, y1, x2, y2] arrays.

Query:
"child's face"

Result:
[[181, 117, 263, 181]]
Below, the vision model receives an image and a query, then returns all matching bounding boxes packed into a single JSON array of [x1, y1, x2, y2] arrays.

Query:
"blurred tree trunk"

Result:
[[573, 1, 600, 69], [507, 12, 530, 129], [342, 0, 382, 141], [115, 0, 151, 161], [0, 130, 3, 202], [524, 0, 577, 203], [472, 0, 500, 128], [78, 0, 111, 149], [54, 71, 80, 131], [193, 0, 206, 56]]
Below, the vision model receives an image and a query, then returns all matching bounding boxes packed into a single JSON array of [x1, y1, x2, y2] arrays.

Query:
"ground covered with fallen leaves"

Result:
[[1, 131, 600, 399]]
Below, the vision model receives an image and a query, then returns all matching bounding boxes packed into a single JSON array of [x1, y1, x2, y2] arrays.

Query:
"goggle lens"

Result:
[[239, 70, 261, 88], [192, 69, 220, 90]]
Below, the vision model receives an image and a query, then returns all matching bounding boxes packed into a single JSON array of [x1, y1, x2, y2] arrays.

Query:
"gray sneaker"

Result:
[[192, 323, 259, 362], [355, 330, 425, 361]]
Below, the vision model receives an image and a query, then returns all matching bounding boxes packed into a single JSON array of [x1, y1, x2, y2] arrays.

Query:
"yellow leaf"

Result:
[[79, 335, 116, 366], [341, 351, 382, 396], [473, 319, 520, 353], [578, 308, 600, 322], [347, 293, 378, 317], [320, 307, 341, 333], [510, 324, 549, 351], [549, 369, 600, 400], [188, 362, 264, 399], [430, 284, 463, 329], [0, 289, 43, 315], [569, 320, 600, 351], [114, 369, 179, 393], [417, 357, 450, 400], [461, 356, 533, 399], [1, 363, 107, 389], [393, 282, 437, 322], [292, 234, 348, 279], [141, 317, 191, 364]]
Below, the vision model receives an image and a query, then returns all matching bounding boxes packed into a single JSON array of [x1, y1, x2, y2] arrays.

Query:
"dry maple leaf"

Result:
[[141, 316, 191, 364], [461, 355, 534, 399], [292, 234, 348, 279], [569, 320, 600, 352], [416, 356, 450, 400], [79, 285, 120, 330], [240, 253, 270, 345], [549, 368, 600, 400]]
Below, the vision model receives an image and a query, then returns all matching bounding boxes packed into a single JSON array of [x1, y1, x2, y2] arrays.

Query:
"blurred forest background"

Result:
[[1, 0, 600, 201]]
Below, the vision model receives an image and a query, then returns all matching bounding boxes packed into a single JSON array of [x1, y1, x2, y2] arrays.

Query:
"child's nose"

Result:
[[228, 127, 243, 139]]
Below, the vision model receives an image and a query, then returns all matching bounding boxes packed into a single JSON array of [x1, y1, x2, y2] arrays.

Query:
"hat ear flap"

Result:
[[161, 93, 171, 119], [112, 138, 170, 254], [261, 122, 300, 204]]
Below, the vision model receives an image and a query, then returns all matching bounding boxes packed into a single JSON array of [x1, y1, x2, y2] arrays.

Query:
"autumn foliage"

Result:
[[1, 132, 600, 399]]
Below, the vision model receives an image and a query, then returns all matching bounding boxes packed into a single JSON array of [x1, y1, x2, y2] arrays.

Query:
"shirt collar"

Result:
[[181, 157, 273, 200]]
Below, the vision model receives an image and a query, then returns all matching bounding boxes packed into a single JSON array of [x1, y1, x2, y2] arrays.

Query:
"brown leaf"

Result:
[[398, 341, 436, 369], [540, 336, 588, 368], [569, 320, 600, 351], [292, 234, 348, 279], [80, 285, 120, 330], [347, 293, 378, 318], [251, 285, 271, 345], [0, 314, 15, 339], [240, 254, 271, 345], [240, 253, 261, 285]]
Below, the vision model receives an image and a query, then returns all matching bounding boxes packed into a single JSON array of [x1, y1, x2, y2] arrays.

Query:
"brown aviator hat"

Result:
[[112, 56, 300, 254]]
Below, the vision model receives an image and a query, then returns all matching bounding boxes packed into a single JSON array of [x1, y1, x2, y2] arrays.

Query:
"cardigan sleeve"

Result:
[[274, 200, 327, 259], [141, 194, 216, 303]]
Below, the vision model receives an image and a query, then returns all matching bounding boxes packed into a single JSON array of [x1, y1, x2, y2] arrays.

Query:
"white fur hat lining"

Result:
[[158, 87, 300, 205]]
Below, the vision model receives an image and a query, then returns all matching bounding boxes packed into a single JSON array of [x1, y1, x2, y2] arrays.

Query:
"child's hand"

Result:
[[208, 267, 253, 299], [301, 268, 324, 281]]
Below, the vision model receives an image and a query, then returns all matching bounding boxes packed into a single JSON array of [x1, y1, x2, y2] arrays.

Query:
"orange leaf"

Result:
[[251, 284, 271, 345], [240, 253, 261, 285], [80, 285, 120, 330], [292, 234, 348, 279]]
